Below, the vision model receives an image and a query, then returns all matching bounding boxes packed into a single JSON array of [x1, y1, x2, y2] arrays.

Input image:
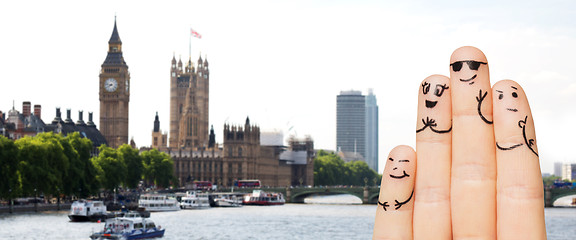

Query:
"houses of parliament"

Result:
[[100, 20, 314, 187]]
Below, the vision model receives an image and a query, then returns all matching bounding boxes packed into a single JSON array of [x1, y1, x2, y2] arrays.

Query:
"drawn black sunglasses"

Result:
[[450, 60, 487, 72]]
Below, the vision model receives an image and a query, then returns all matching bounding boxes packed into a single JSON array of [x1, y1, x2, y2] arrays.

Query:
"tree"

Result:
[[118, 144, 143, 189], [16, 133, 69, 198], [66, 132, 99, 197], [345, 160, 378, 186], [35, 133, 71, 197], [314, 150, 380, 186], [0, 136, 20, 199], [314, 150, 346, 186], [141, 148, 176, 188], [91, 145, 126, 192]]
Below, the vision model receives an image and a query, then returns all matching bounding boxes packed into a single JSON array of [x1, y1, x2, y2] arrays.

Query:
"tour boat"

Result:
[[89, 212, 165, 240], [212, 193, 242, 207], [243, 190, 285, 205], [68, 200, 108, 222], [179, 191, 210, 209], [138, 194, 180, 212]]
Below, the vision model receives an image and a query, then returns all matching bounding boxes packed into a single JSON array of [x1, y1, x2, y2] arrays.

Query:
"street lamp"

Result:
[[8, 188, 12, 214], [34, 188, 37, 212], [56, 187, 60, 210]]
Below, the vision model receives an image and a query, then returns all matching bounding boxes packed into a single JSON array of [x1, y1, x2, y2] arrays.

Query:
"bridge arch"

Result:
[[545, 188, 576, 207], [551, 192, 576, 206], [291, 189, 364, 203]]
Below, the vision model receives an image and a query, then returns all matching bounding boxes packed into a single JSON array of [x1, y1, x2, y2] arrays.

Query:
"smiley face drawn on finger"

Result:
[[422, 81, 449, 109], [388, 158, 410, 179], [496, 86, 519, 112], [417, 78, 452, 134], [494, 85, 539, 157], [450, 60, 487, 85], [449, 48, 493, 125], [388, 157, 411, 179]]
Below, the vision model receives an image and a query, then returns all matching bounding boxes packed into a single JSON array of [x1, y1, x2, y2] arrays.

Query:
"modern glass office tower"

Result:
[[336, 89, 379, 172], [336, 90, 366, 160]]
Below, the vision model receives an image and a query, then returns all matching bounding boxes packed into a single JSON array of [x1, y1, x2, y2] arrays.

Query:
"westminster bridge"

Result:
[[219, 186, 576, 206]]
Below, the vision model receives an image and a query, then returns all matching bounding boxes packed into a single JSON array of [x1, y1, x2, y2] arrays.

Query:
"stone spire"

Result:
[[153, 112, 160, 132], [108, 16, 122, 44]]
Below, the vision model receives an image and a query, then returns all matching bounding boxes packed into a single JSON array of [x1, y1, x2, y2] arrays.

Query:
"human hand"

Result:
[[373, 46, 546, 239]]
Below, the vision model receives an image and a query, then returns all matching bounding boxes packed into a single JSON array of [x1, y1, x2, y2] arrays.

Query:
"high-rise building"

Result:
[[365, 89, 379, 172], [337, 90, 366, 159], [336, 89, 379, 172], [99, 18, 130, 148], [554, 162, 563, 177]]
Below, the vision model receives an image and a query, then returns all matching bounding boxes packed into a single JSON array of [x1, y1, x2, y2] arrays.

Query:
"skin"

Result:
[[493, 80, 545, 239], [414, 75, 452, 239], [373, 145, 416, 240], [450, 46, 496, 239], [373, 47, 546, 240]]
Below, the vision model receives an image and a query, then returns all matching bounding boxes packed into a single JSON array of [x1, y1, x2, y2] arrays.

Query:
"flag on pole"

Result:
[[191, 28, 202, 39]]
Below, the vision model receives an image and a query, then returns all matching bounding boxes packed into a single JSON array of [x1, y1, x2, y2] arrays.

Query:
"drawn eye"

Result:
[[512, 92, 518, 98], [399, 159, 410, 162], [422, 82, 430, 94], [499, 93, 503, 100], [388, 158, 394, 162], [434, 84, 448, 97]]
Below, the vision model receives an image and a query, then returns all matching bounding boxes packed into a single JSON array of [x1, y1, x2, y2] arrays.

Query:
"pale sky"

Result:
[[1, 0, 575, 174]]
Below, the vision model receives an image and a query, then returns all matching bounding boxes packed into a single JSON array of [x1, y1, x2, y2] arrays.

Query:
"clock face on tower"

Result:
[[105, 78, 118, 92]]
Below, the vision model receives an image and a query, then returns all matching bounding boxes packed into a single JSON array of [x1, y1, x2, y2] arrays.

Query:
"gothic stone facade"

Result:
[[153, 44, 314, 187], [165, 118, 314, 187]]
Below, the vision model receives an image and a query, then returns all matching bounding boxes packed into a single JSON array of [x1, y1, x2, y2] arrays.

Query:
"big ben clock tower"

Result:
[[99, 18, 130, 148]]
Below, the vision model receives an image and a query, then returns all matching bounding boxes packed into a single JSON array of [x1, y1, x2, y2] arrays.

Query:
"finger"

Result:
[[373, 145, 416, 240], [449, 46, 497, 239], [493, 80, 546, 239], [414, 75, 452, 239]]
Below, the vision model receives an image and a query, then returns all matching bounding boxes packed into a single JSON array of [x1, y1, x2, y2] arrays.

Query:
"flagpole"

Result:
[[189, 26, 192, 62]]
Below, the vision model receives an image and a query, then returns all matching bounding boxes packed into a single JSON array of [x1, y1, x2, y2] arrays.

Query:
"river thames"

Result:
[[0, 195, 575, 239]]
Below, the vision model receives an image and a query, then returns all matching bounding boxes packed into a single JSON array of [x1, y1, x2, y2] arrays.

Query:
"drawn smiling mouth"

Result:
[[390, 171, 410, 179], [425, 100, 437, 108], [460, 74, 477, 85]]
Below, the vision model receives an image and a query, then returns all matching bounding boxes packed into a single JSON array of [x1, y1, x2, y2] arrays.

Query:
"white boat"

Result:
[[68, 199, 108, 222], [89, 212, 165, 240], [180, 191, 210, 209], [213, 193, 242, 207], [138, 194, 180, 212], [243, 190, 285, 206]]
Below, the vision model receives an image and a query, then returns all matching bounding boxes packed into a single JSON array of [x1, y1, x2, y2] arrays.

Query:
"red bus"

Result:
[[192, 181, 213, 190], [234, 179, 261, 188]]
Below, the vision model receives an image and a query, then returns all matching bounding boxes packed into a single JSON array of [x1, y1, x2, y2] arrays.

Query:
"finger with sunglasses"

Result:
[[449, 46, 497, 239]]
